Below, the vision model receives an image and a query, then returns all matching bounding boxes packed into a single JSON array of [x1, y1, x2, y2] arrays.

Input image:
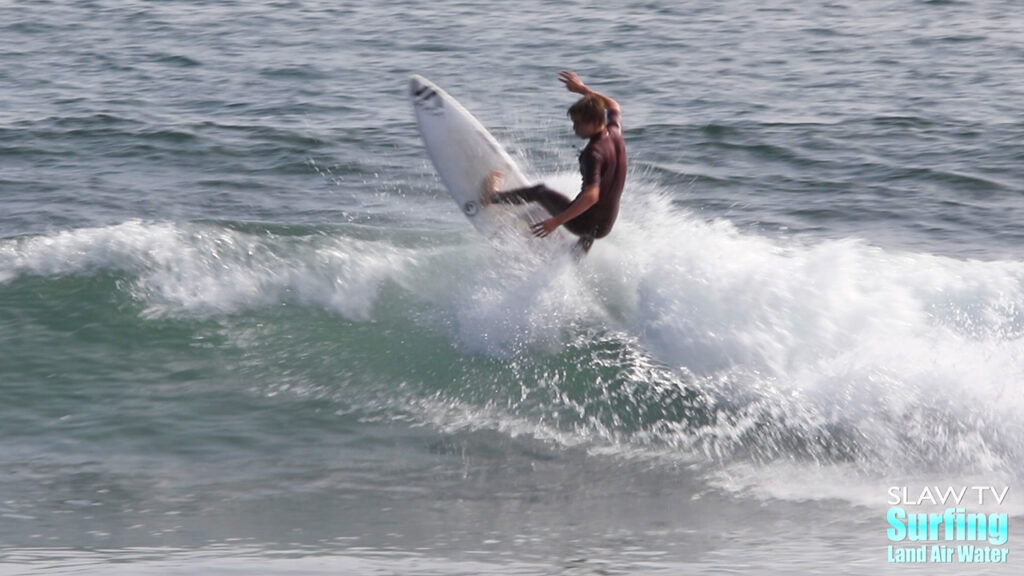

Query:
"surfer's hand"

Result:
[[530, 218, 560, 238], [559, 71, 588, 95]]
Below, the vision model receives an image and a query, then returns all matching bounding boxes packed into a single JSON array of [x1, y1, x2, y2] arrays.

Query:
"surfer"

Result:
[[483, 70, 626, 255]]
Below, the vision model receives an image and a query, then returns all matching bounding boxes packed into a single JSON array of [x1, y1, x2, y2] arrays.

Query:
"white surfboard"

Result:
[[410, 74, 558, 239]]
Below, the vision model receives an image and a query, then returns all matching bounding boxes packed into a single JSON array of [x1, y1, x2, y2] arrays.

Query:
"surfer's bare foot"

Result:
[[482, 170, 503, 205]]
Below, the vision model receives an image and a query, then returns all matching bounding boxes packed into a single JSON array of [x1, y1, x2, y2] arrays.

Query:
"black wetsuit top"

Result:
[[574, 108, 626, 239]]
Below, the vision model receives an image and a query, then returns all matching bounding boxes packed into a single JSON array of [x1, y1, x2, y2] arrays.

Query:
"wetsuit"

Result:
[[493, 109, 626, 251]]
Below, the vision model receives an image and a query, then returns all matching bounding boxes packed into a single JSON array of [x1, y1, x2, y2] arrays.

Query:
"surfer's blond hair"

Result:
[[568, 94, 606, 127]]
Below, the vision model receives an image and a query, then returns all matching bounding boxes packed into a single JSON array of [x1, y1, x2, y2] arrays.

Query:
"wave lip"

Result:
[[0, 220, 414, 321]]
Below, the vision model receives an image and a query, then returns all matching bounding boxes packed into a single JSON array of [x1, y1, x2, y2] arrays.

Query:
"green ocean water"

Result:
[[2, 1, 1024, 574]]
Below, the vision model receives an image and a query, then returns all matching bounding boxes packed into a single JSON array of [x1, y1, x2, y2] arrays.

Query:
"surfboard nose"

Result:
[[409, 75, 443, 111], [409, 75, 428, 98]]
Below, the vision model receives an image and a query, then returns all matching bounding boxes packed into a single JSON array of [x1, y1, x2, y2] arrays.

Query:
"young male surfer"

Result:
[[484, 70, 626, 255]]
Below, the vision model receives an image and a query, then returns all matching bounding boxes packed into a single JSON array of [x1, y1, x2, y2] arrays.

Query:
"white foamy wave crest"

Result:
[[0, 220, 414, 320], [585, 183, 1024, 478], [415, 240, 603, 356]]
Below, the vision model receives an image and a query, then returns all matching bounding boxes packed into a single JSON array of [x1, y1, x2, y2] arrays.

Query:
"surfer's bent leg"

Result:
[[491, 184, 573, 218]]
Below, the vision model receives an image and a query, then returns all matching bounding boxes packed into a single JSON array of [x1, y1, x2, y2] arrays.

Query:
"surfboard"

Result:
[[410, 74, 556, 239]]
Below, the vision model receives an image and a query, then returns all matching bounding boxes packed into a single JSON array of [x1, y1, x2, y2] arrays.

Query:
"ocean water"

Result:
[[2, 0, 1023, 574]]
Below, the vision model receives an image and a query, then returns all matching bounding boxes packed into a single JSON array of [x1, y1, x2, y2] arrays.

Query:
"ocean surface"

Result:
[[2, 1, 1023, 574]]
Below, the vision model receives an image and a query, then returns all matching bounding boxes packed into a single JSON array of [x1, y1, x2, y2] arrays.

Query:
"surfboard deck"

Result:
[[410, 74, 562, 241]]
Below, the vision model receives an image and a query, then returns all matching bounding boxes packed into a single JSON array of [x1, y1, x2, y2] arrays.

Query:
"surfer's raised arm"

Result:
[[558, 71, 621, 118]]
